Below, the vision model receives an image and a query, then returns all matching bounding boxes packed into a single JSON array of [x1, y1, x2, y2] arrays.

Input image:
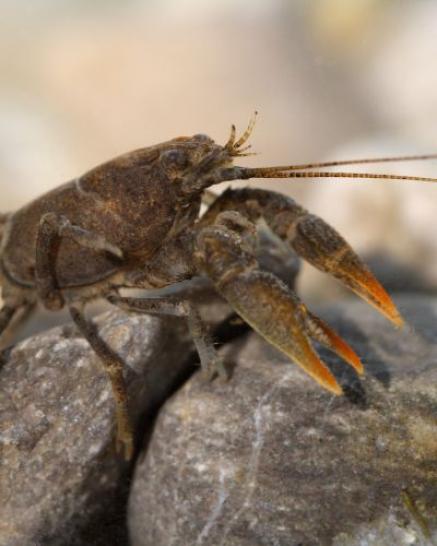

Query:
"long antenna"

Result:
[[260, 153, 437, 172], [225, 113, 437, 183], [241, 169, 437, 183]]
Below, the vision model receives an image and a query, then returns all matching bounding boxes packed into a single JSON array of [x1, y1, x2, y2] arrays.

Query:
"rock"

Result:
[[0, 309, 192, 546], [128, 294, 437, 546]]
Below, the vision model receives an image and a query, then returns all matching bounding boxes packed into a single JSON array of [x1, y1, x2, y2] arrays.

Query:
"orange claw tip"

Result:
[[357, 273, 404, 328], [305, 356, 343, 396], [333, 337, 364, 375], [319, 372, 343, 396], [310, 315, 364, 375], [290, 342, 343, 396], [391, 311, 405, 329], [374, 284, 404, 327], [333, 336, 364, 375]]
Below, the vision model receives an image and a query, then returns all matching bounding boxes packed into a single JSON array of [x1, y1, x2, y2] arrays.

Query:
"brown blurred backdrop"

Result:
[[1, 0, 437, 336]]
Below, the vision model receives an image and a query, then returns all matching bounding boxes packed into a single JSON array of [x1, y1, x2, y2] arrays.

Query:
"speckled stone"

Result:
[[0, 310, 191, 546], [128, 294, 437, 546]]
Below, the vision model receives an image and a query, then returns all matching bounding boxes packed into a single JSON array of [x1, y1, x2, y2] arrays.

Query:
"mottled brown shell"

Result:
[[1, 147, 182, 287]]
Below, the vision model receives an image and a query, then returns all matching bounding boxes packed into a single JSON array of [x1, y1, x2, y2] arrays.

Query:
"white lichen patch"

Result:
[[87, 441, 103, 456], [74, 357, 88, 369], [194, 462, 208, 474], [34, 348, 45, 360], [96, 388, 111, 404], [333, 510, 434, 546], [52, 340, 73, 353]]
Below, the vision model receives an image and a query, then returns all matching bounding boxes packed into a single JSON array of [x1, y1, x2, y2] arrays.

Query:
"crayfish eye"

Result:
[[160, 149, 189, 170]]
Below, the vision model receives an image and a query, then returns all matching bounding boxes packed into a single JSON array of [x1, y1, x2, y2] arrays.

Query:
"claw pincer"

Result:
[[290, 213, 404, 327], [196, 214, 363, 395]]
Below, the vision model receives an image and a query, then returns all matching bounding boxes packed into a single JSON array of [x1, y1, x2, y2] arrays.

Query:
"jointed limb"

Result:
[[0, 304, 19, 335], [0, 300, 35, 349], [35, 212, 123, 311], [107, 293, 227, 380], [32, 214, 134, 457], [186, 304, 227, 380], [0, 295, 35, 351], [69, 301, 133, 460]]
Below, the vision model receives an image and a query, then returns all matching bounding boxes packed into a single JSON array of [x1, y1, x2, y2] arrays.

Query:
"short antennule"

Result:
[[224, 124, 237, 150], [225, 111, 258, 156], [234, 111, 258, 149]]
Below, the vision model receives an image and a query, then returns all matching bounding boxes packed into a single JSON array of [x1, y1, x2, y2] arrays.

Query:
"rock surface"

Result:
[[129, 294, 437, 546], [0, 310, 191, 546]]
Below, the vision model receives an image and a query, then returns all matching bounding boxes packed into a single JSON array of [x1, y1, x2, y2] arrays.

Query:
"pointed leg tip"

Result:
[[116, 431, 134, 461]]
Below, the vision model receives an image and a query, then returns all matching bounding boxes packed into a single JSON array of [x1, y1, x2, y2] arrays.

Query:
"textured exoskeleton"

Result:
[[1, 114, 436, 459]]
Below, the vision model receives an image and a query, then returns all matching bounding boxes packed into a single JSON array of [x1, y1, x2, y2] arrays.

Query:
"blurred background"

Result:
[[1, 0, 437, 336]]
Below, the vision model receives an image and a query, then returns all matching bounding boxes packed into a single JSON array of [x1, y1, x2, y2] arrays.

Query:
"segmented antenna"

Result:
[[227, 113, 437, 183], [242, 169, 437, 184]]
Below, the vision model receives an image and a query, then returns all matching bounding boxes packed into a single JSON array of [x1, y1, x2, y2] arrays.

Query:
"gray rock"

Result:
[[0, 310, 191, 546], [128, 294, 437, 546]]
